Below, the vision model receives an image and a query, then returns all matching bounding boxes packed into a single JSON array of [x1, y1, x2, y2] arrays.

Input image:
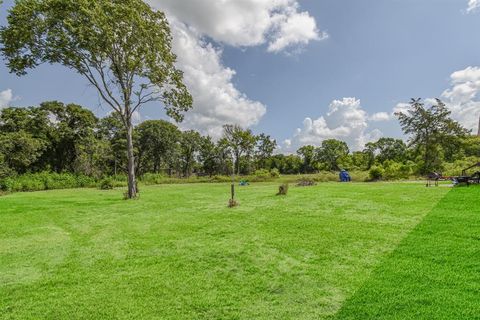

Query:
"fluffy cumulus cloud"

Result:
[[0, 89, 13, 109], [441, 66, 480, 132], [170, 21, 266, 137], [282, 98, 385, 152], [467, 0, 480, 12], [149, 0, 324, 52], [369, 112, 391, 122], [145, 1, 324, 137]]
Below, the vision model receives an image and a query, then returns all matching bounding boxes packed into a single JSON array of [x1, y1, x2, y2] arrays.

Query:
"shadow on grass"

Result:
[[333, 186, 480, 320]]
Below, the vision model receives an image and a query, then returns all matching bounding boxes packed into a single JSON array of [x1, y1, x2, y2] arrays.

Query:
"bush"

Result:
[[369, 166, 384, 181], [270, 168, 280, 178], [0, 172, 97, 192], [253, 169, 271, 182], [98, 177, 115, 190], [297, 177, 317, 187]]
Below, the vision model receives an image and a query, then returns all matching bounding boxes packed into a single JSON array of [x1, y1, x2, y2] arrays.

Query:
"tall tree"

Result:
[[0, 131, 46, 174], [365, 138, 408, 164], [39, 101, 98, 173], [255, 133, 277, 169], [221, 125, 258, 175], [136, 120, 180, 175], [395, 98, 467, 174], [297, 145, 317, 174], [1, 0, 192, 198], [317, 139, 350, 171], [178, 130, 202, 177], [198, 136, 218, 177]]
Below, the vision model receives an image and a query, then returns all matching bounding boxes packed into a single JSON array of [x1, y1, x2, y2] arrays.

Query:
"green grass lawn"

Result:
[[0, 182, 475, 319]]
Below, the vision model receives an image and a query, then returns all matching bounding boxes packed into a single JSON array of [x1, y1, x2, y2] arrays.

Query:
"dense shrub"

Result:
[[270, 168, 280, 178], [369, 166, 385, 181], [252, 169, 271, 182], [382, 160, 415, 180], [0, 172, 98, 192], [443, 157, 480, 176], [297, 177, 317, 187], [98, 177, 115, 190]]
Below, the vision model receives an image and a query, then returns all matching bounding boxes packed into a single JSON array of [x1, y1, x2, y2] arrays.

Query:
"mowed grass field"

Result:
[[0, 182, 477, 319]]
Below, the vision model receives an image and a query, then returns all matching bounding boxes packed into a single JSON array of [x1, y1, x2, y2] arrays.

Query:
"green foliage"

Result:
[[137, 120, 181, 175], [395, 98, 467, 174], [364, 138, 408, 164], [369, 165, 385, 181], [442, 156, 480, 176], [253, 169, 271, 181], [179, 130, 202, 177], [270, 168, 280, 178], [0, 131, 46, 173], [222, 124, 258, 175], [256, 133, 277, 169], [317, 139, 350, 171], [297, 145, 317, 173], [98, 177, 115, 190], [382, 160, 414, 180], [0, 172, 97, 192], [1, 0, 193, 199]]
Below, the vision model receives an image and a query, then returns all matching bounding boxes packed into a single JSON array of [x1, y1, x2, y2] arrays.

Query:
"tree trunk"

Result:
[[236, 152, 241, 175], [126, 122, 137, 199]]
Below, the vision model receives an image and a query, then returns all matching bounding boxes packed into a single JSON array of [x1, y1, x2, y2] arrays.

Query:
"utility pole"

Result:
[[477, 114, 480, 137]]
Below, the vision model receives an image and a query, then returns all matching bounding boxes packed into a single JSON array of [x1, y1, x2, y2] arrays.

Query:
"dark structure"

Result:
[[453, 162, 480, 186], [426, 172, 441, 187]]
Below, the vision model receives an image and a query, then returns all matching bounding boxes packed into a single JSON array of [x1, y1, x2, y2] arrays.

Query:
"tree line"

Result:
[[1, 99, 478, 181], [1, 0, 479, 197]]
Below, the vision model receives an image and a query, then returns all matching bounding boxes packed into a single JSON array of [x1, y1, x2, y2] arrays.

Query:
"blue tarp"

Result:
[[339, 170, 351, 182]]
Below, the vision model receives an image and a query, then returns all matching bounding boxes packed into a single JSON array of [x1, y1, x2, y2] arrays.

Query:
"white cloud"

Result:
[[467, 0, 480, 12], [148, 0, 324, 52], [441, 66, 480, 132], [267, 8, 326, 53], [283, 98, 384, 152], [170, 21, 266, 138], [391, 66, 480, 134], [369, 112, 391, 122], [0, 89, 13, 109], [144, 1, 324, 137], [392, 103, 410, 116]]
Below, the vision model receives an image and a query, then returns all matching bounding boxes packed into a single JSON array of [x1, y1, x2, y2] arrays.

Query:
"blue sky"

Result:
[[1, 0, 480, 151]]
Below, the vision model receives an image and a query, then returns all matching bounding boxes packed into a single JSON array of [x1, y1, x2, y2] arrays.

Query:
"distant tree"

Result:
[[282, 154, 303, 174], [39, 101, 98, 173], [365, 138, 408, 164], [98, 113, 128, 175], [297, 145, 317, 173], [351, 151, 370, 170], [198, 136, 219, 176], [0, 131, 46, 174], [395, 98, 467, 174], [136, 120, 181, 175], [317, 139, 350, 171], [255, 133, 277, 169], [221, 125, 258, 175], [179, 130, 202, 177], [462, 135, 480, 158], [1, 0, 192, 198]]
